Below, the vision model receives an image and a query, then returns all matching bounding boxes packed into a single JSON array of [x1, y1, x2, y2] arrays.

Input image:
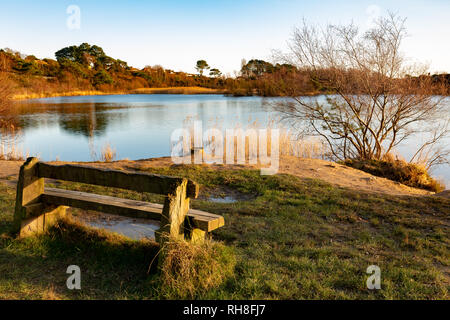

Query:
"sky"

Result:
[[1, 0, 449, 75]]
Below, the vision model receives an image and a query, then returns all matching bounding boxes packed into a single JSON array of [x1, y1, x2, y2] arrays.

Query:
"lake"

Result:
[[4, 94, 450, 188]]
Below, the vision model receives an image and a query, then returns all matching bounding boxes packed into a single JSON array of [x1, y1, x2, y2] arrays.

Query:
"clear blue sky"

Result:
[[1, 0, 449, 75]]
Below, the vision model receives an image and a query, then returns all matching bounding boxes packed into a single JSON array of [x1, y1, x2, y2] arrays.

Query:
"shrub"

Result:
[[343, 158, 445, 192]]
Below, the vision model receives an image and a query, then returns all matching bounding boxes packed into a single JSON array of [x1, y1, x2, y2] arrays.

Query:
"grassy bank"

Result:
[[0, 165, 448, 299]]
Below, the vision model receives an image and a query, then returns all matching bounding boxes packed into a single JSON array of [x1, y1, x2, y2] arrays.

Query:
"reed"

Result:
[[100, 142, 117, 162], [0, 126, 26, 161], [131, 86, 225, 95], [0, 138, 25, 161], [12, 90, 120, 101]]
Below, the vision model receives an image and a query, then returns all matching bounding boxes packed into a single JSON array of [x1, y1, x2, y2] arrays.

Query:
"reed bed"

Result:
[[0, 138, 25, 161], [131, 86, 225, 95], [12, 90, 120, 101]]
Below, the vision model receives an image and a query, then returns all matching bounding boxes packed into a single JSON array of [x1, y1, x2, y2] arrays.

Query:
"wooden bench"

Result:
[[14, 157, 224, 245]]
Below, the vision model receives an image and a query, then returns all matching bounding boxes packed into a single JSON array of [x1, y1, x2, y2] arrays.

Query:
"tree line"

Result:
[[1, 42, 448, 101]]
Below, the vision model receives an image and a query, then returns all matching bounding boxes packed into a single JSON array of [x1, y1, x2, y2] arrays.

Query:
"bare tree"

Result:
[[276, 13, 449, 168]]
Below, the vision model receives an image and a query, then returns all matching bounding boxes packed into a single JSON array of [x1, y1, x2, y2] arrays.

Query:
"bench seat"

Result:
[[41, 188, 224, 233]]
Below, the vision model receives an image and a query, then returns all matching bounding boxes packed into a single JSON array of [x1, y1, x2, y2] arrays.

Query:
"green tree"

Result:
[[209, 68, 222, 78], [240, 59, 274, 79], [93, 69, 113, 86], [55, 43, 108, 67], [195, 60, 209, 76]]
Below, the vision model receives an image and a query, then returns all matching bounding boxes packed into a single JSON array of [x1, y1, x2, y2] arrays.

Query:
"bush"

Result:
[[343, 158, 445, 192], [0, 73, 15, 125], [156, 239, 236, 299]]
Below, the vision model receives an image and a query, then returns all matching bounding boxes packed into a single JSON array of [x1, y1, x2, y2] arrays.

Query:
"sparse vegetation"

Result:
[[343, 158, 446, 193]]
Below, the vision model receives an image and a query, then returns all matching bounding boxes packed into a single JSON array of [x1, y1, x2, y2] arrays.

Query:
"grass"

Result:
[[0, 165, 449, 299]]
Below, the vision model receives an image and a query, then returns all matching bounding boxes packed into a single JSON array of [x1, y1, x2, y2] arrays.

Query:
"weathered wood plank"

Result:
[[42, 188, 162, 221], [42, 188, 224, 232], [187, 208, 225, 232], [38, 162, 199, 198]]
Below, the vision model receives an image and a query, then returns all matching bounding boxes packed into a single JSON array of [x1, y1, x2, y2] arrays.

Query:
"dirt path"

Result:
[[0, 161, 21, 180], [1, 156, 440, 197]]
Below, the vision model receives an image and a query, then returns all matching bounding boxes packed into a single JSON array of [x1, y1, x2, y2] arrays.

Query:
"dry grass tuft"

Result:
[[42, 285, 61, 300], [157, 238, 235, 299], [344, 156, 446, 192], [100, 143, 117, 162]]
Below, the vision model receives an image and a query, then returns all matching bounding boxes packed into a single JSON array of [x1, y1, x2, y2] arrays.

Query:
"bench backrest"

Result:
[[14, 157, 199, 243], [38, 162, 199, 197]]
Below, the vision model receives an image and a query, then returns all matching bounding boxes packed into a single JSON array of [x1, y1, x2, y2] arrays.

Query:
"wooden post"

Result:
[[14, 157, 66, 237], [156, 178, 190, 246]]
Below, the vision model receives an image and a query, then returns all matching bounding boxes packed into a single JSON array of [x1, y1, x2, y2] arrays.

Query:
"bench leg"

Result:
[[19, 205, 68, 238], [188, 228, 210, 243], [184, 221, 212, 243]]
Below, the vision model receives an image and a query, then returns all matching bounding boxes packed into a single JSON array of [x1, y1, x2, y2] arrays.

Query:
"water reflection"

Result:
[[17, 102, 129, 137]]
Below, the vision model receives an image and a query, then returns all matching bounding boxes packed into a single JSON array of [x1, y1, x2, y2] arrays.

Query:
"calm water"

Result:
[[12, 94, 277, 160], [6, 94, 450, 187]]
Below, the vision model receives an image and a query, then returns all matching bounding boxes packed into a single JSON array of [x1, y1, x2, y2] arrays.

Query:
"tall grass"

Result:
[[12, 90, 115, 101], [100, 142, 117, 162], [88, 141, 117, 162], [0, 129, 25, 161], [131, 87, 225, 95]]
